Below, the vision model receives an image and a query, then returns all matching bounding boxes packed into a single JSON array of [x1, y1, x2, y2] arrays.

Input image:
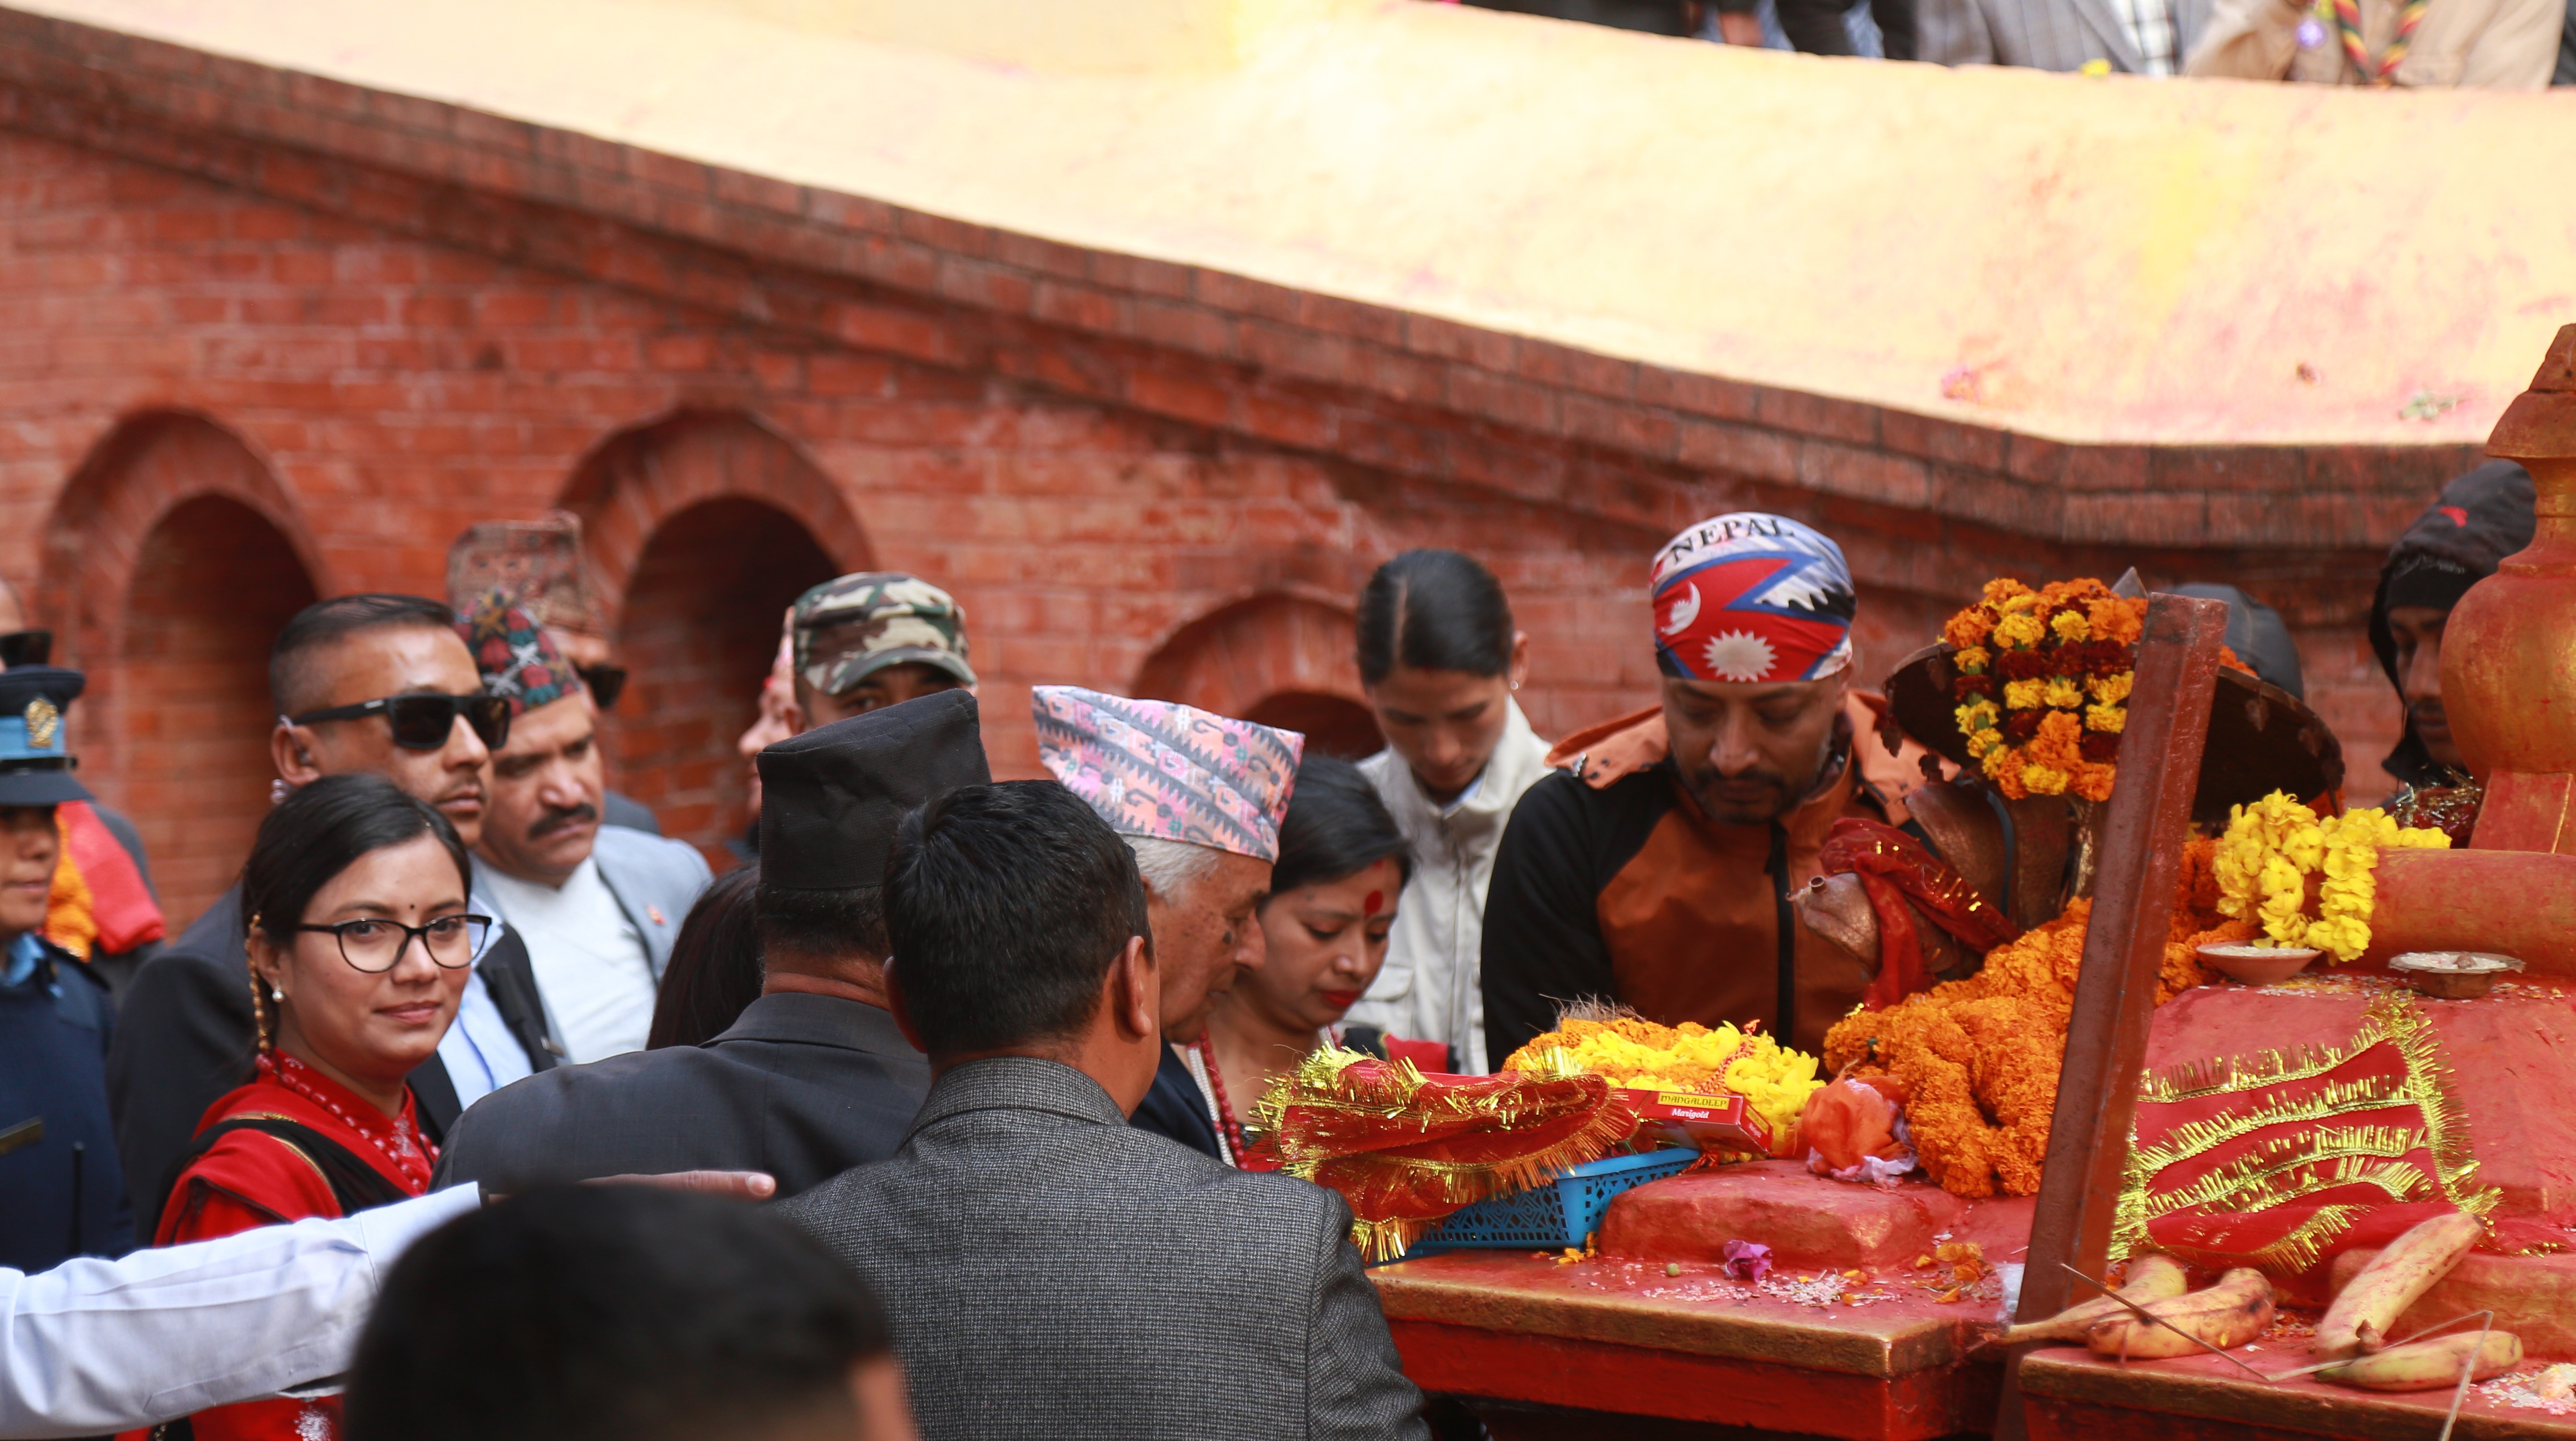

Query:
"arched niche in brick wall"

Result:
[[1134, 592, 1385, 761], [559, 411, 867, 858], [40, 413, 325, 928]]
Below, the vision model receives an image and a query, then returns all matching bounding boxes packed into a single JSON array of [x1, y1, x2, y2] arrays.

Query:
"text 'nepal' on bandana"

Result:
[[1650, 512, 1857, 685], [1032, 686, 1303, 864], [458, 592, 580, 716]]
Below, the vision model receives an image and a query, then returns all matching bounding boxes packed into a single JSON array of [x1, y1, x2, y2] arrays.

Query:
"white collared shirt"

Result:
[[0, 1186, 480, 1437]]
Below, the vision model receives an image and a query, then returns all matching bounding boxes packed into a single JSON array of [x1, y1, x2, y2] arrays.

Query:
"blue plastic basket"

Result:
[[1406, 1148, 1695, 1255]]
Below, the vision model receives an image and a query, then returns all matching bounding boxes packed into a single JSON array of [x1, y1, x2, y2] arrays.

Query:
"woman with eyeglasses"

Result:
[[146, 774, 481, 1441]]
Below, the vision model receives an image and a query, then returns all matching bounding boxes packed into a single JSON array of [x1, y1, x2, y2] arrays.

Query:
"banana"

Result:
[[2085, 1267, 2275, 1359], [2317, 1330, 2520, 1392], [2312, 1212, 2485, 1360], [2000, 1253, 2192, 1345]]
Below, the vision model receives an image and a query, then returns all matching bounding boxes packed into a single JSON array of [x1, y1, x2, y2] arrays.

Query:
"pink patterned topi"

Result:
[[1032, 686, 1303, 863]]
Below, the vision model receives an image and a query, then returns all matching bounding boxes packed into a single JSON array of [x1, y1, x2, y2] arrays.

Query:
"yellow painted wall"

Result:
[[20, 0, 2576, 448], [676, 0, 1358, 72]]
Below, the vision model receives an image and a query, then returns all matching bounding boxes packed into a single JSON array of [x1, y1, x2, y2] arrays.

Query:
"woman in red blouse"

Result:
[[149, 773, 481, 1441]]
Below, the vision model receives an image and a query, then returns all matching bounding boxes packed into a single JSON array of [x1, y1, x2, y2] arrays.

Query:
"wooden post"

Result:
[[1993, 591, 2230, 1441]]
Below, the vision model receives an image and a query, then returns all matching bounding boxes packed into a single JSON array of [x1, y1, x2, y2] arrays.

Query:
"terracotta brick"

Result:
[[1677, 420, 1797, 485], [1759, 389, 1880, 447], [1635, 364, 1760, 422], [1560, 394, 1678, 459], [1515, 340, 1637, 401]]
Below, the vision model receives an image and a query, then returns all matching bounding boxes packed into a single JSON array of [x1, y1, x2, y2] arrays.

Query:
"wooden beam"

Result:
[[1995, 591, 2231, 1440]]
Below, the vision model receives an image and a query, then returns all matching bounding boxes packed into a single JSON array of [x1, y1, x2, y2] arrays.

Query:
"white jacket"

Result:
[[1344, 700, 1552, 1074]]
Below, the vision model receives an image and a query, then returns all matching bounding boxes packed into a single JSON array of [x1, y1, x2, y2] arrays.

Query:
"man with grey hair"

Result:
[[1032, 686, 1299, 1164]]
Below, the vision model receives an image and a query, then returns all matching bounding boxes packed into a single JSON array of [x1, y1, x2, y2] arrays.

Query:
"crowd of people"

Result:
[[0, 452, 2535, 1438], [1460, 0, 2576, 86]]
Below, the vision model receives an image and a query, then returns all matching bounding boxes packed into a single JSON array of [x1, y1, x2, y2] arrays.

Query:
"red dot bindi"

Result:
[[1363, 890, 1384, 915]]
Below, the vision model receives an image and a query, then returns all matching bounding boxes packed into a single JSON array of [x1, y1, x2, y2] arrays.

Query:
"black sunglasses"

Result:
[[576, 664, 628, 712], [288, 691, 512, 752], [0, 631, 51, 668]]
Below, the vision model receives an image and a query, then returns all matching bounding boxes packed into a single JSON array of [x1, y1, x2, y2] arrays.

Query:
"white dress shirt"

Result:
[[0, 1186, 480, 1438], [479, 859, 659, 1064]]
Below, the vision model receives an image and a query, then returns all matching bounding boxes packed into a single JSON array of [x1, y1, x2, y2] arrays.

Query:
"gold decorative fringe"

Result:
[[1261, 1046, 1638, 1263], [2112, 993, 2501, 1268]]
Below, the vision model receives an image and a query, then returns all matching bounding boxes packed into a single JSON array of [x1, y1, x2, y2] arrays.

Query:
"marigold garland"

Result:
[[2212, 791, 2451, 963], [1943, 578, 2146, 802], [1821, 838, 2254, 1198], [1501, 1015, 1823, 1151]]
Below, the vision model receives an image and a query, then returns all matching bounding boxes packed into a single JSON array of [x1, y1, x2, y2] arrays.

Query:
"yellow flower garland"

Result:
[[2211, 792, 2451, 963], [1502, 1016, 1823, 1148]]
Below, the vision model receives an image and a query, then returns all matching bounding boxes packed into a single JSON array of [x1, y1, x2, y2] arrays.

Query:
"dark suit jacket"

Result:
[[1129, 1041, 1224, 1159], [777, 1058, 1427, 1441], [432, 992, 930, 1197], [105, 884, 555, 1225]]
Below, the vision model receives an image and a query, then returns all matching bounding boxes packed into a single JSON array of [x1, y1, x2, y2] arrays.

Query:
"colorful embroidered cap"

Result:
[[1032, 687, 1303, 864], [456, 592, 581, 716], [1649, 512, 1857, 685], [446, 513, 601, 633], [790, 573, 976, 697], [0, 665, 93, 806]]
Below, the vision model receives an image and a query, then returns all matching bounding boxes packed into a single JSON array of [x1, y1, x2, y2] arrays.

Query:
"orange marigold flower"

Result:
[[1981, 578, 2034, 607], [1944, 607, 1998, 650], [2086, 596, 2145, 647]]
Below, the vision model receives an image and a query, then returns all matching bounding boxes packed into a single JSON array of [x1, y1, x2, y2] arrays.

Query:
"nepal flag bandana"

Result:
[[1650, 512, 1857, 684]]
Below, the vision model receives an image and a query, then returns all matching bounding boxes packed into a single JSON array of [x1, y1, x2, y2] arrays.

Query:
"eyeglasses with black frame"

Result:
[[286, 692, 512, 752], [292, 914, 491, 973], [575, 664, 628, 711]]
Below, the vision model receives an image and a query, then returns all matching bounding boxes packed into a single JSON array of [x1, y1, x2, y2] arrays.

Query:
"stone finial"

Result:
[[2488, 323, 2576, 460]]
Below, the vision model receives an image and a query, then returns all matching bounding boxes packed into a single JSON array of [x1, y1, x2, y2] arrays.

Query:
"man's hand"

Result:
[[486, 1171, 780, 1204]]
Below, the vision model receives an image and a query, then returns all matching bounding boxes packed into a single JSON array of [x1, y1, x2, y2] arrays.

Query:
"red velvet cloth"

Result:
[[143, 1053, 434, 1441], [1817, 817, 2019, 1009]]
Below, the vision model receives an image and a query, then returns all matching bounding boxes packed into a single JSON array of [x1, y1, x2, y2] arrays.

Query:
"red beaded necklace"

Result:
[[1195, 1030, 1249, 1165], [261, 1051, 433, 1177]]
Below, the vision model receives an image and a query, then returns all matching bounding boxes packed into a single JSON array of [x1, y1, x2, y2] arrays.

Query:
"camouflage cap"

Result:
[[790, 572, 976, 696]]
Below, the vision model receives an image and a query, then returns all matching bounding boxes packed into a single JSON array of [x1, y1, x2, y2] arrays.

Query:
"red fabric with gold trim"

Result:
[[1816, 818, 2018, 1009], [2116, 993, 2545, 1283], [1263, 1054, 1639, 1259]]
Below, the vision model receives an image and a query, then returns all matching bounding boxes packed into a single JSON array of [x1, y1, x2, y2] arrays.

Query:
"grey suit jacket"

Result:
[[432, 992, 930, 1197], [1917, 0, 2211, 69], [777, 1058, 1427, 1441]]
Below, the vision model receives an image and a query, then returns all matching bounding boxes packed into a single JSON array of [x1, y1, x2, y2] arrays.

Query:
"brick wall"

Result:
[[117, 494, 317, 915], [0, 10, 2460, 922]]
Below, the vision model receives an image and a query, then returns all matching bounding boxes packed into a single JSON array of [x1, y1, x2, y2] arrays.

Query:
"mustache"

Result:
[[529, 802, 599, 839]]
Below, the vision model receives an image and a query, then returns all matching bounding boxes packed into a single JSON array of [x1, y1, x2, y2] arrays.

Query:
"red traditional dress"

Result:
[[143, 1052, 435, 1441]]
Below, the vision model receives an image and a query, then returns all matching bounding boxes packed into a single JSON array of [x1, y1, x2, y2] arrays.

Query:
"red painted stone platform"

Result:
[[1369, 1164, 2034, 1439], [2021, 1347, 2576, 1441]]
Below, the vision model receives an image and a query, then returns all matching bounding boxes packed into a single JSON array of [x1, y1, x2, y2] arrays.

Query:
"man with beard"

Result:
[[108, 595, 558, 1226], [2370, 461, 2536, 795], [458, 597, 710, 1063], [1032, 687, 1298, 1164], [1481, 513, 1932, 1064]]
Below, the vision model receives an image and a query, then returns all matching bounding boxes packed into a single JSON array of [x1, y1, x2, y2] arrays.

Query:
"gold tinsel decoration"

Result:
[[2111, 991, 2498, 1275], [1259, 1047, 1638, 1261]]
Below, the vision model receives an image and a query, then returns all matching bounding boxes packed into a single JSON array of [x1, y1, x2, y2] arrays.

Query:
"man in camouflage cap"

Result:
[[791, 573, 977, 730]]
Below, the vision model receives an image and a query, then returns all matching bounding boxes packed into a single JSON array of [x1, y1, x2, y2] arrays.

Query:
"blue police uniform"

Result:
[[0, 666, 135, 1269]]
